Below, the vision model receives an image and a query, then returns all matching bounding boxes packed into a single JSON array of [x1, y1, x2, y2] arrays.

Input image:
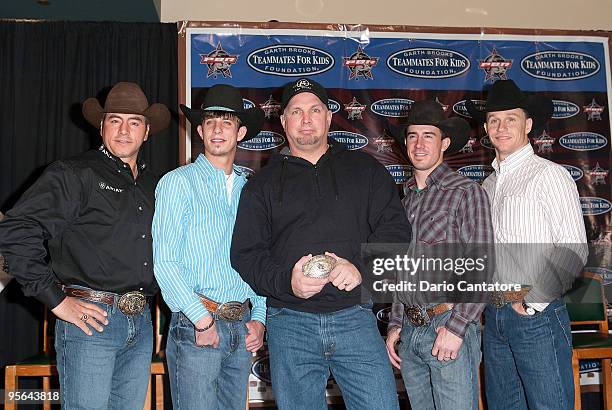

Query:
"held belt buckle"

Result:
[[216, 301, 245, 322], [405, 306, 426, 327], [490, 291, 506, 308], [117, 291, 147, 315]]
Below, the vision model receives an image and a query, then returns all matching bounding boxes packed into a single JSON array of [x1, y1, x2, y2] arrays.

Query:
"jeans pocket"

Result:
[[357, 301, 374, 312], [554, 306, 573, 348], [266, 306, 286, 319]]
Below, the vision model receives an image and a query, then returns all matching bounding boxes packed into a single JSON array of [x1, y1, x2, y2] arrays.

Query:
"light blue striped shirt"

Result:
[[152, 154, 266, 325]]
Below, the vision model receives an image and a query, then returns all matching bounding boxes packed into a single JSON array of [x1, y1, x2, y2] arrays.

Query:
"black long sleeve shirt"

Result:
[[0, 146, 159, 309]]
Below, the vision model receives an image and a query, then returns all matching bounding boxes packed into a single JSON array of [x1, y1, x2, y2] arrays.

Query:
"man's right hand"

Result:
[[385, 327, 402, 369], [51, 296, 108, 336], [291, 254, 329, 299], [194, 315, 219, 348]]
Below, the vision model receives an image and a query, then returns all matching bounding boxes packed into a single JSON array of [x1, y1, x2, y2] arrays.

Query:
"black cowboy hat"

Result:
[[180, 84, 264, 141], [388, 100, 471, 155], [82, 82, 171, 134], [465, 79, 553, 131]]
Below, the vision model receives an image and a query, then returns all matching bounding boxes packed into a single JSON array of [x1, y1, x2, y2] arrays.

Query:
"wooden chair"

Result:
[[564, 272, 612, 410], [4, 307, 57, 410], [144, 295, 168, 409]]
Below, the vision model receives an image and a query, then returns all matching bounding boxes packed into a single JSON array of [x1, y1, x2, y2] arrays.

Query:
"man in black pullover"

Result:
[[231, 78, 412, 409]]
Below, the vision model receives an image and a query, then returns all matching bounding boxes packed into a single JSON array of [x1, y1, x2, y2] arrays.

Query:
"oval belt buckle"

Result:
[[118, 291, 146, 315], [217, 302, 244, 321]]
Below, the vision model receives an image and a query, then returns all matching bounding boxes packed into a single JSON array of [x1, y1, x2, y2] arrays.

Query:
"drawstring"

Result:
[[278, 157, 287, 204]]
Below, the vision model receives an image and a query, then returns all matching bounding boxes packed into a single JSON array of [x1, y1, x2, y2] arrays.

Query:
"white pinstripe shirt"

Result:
[[152, 154, 266, 325], [482, 144, 588, 309]]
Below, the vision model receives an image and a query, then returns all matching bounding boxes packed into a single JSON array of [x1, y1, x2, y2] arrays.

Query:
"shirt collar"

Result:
[[98, 145, 147, 172], [491, 143, 533, 174], [405, 162, 452, 192], [194, 153, 245, 179]]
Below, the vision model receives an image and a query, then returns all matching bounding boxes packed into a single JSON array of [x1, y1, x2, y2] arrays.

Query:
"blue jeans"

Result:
[[398, 309, 481, 410], [483, 299, 574, 410], [55, 300, 153, 410], [266, 303, 400, 410], [166, 311, 252, 410]]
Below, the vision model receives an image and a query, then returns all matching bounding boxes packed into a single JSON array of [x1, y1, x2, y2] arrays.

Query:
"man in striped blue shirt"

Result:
[[152, 84, 266, 409]]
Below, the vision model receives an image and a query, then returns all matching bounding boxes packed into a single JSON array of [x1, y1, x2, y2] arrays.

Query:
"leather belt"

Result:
[[404, 303, 454, 327], [196, 293, 249, 322], [62, 286, 149, 315], [490, 287, 531, 308]]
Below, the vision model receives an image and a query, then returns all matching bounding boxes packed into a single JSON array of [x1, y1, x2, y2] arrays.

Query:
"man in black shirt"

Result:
[[0, 82, 170, 409]]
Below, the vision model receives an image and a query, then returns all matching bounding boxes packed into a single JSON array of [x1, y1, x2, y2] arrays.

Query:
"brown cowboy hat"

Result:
[[180, 84, 264, 142], [388, 100, 471, 155], [82, 82, 171, 134], [466, 79, 553, 131]]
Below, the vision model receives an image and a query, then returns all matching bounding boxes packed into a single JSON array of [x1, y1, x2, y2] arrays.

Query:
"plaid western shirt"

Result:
[[388, 162, 494, 338]]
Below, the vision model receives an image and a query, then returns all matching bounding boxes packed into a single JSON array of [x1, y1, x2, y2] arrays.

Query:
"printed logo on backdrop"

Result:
[[260, 95, 281, 119], [457, 165, 494, 183], [480, 136, 495, 150], [370, 98, 414, 117], [327, 99, 341, 114], [328, 131, 368, 150], [584, 98, 605, 121], [521, 51, 600, 81], [587, 163, 608, 185], [247, 45, 334, 76], [532, 131, 555, 154], [343, 45, 379, 80], [580, 360, 602, 374], [561, 164, 584, 181], [385, 164, 413, 185], [435, 97, 450, 112], [376, 306, 392, 324], [552, 100, 580, 119], [479, 47, 513, 82], [235, 165, 255, 179], [453, 99, 486, 118], [242, 99, 255, 109], [251, 356, 271, 383], [559, 132, 607, 151], [200, 43, 237, 79], [238, 131, 285, 151], [386, 48, 470, 79], [580, 197, 611, 216], [374, 134, 395, 154], [459, 137, 477, 154], [344, 97, 367, 120]]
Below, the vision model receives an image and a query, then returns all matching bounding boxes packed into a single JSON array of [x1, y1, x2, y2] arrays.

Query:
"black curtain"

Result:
[[0, 20, 179, 373]]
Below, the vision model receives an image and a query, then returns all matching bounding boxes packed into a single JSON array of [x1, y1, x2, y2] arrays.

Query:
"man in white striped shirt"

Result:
[[152, 85, 266, 409], [467, 80, 587, 410]]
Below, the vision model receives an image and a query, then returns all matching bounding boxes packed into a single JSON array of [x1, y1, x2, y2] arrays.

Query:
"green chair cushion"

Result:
[[572, 332, 612, 349]]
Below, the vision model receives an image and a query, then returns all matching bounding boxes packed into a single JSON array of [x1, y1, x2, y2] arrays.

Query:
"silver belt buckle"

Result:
[[216, 301, 245, 321], [405, 306, 426, 327], [118, 291, 147, 315]]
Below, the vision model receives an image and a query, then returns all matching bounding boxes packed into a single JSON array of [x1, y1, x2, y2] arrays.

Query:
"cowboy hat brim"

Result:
[[387, 117, 471, 155], [180, 104, 264, 142], [83, 98, 171, 135], [466, 95, 553, 132]]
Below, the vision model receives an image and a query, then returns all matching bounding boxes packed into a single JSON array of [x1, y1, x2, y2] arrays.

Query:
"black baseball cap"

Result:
[[281, 78, 329, 111]]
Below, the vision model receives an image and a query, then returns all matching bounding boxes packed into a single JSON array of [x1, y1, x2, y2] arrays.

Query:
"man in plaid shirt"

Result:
[[385, 100, 493, 410]]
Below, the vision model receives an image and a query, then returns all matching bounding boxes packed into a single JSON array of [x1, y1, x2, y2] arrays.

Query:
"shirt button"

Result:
[[143, 262, 148, 267], [410, 214, 414, 218], [141, 234, 146, 239], [138, 206, 143, 211]]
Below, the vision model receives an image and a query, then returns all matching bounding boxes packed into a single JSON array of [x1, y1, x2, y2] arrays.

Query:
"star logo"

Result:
[[200, 42, 238, 79], [479, 47, 513, 82], [588, 162, 608, 185], [584, 98, 605, 121], [343, 45, 379, 80], [344, 97, 367, 120], [259, 95, 281, 119], [532, 130, 555, 154], [435, 97, 449, 112]]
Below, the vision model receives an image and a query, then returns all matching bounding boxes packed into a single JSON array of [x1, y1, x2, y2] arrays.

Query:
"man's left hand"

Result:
[[431, 326, 463, 362], [326, 252, 362, 291], [245, 320, 265, 352]]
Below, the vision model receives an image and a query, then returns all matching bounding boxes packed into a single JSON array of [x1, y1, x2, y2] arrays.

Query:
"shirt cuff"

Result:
[[445, 311, 470, 339], [37, 285, 67, 309], [251, 306, 267, 325], [182, 300, 210, 325]]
